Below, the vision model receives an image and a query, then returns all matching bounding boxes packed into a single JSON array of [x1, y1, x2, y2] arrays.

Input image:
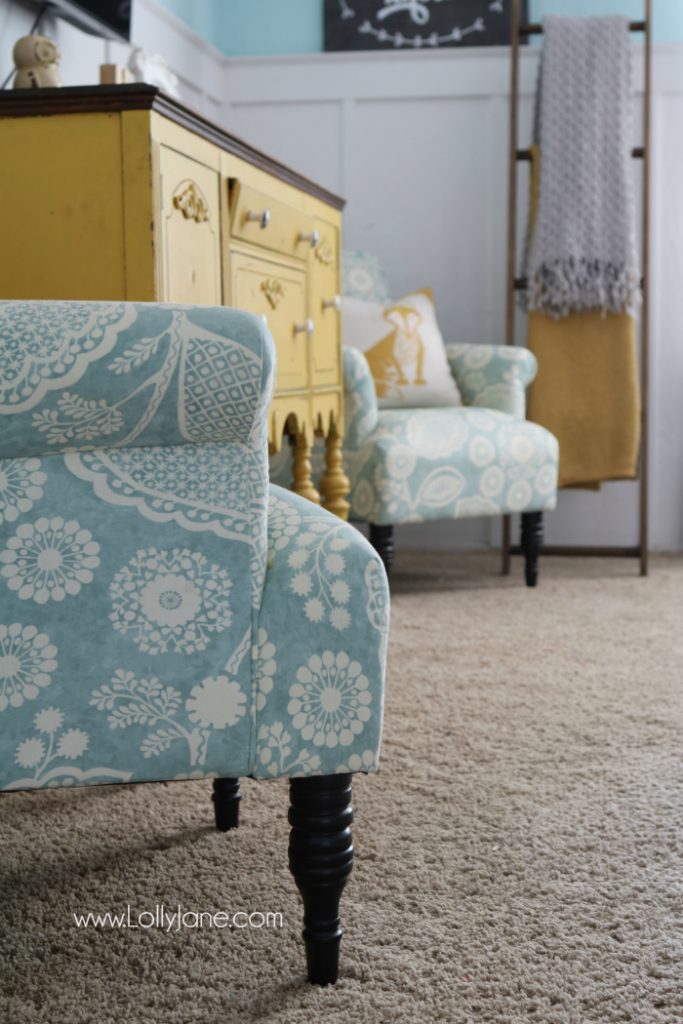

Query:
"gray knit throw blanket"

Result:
[[525, 16, 641, 319]]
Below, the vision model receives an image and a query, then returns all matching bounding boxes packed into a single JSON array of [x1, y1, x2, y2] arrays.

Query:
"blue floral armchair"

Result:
[[0, 301, 389, 985], [272, 344, 559, 586], [343, 344, 559, 585]]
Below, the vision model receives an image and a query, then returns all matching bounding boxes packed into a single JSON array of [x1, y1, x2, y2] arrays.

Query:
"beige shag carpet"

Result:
[[2, 553, 682, 1024]]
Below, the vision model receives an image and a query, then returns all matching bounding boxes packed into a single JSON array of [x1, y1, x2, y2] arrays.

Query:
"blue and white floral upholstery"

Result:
[[0, 302, 388, 791], [342, 250, 391, 304], [271, 344, 559, 528]]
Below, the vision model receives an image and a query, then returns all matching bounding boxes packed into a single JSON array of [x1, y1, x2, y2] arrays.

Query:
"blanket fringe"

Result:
[[525, 258, 641, 320]]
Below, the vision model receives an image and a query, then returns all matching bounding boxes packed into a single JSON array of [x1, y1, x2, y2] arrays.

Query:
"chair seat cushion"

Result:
[[347, 406, 559, 525]]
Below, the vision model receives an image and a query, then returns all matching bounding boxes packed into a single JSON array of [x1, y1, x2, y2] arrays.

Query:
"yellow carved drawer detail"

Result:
[[314, 235, 336, 268], [261, 277, 286, 309], [229, 180, 315, 261], [172, 180, 209, 222]]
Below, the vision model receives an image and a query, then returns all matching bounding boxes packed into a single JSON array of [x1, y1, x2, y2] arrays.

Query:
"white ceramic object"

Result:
[[128, 47, 180, 99], [13, 35, 62, 89]]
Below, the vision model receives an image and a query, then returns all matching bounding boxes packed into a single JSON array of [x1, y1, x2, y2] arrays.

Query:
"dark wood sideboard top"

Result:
[[0, 83, 345, 211]]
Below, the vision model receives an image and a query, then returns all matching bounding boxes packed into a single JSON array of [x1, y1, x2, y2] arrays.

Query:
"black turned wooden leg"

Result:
[[288, 774, 353, 985], [212, 777, 240, 831], [369, 524, 394, 574], [521, 511, 544, 588]]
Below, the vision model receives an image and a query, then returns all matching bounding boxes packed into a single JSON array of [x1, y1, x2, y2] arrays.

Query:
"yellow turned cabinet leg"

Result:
[[320, 428, 350, 521], [292, 429, 321, 505]]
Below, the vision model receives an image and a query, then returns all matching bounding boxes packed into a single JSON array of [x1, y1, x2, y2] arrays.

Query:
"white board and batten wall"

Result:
[[1, 0, 682, 551], [221, 45, 683, 554]]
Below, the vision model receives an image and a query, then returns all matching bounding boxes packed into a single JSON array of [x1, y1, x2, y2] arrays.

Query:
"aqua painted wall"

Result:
[[212, 0, 322, 56], [156, 0, 322, 55], [155, 0, 215, 39], [155, 1, 683, 56]]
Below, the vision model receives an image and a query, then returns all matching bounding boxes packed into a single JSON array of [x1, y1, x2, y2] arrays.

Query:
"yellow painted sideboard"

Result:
[[0, 84, 349, 516]]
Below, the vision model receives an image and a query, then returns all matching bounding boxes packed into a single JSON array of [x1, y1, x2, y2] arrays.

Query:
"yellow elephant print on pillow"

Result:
[[365, 304, 427, 398]]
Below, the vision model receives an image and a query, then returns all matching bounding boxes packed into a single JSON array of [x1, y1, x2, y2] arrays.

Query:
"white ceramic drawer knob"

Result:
[[246, 208, 271, 229], [299, 229, 320, 248], [294, 319, 314, 337], [322, 294, 341, 312]]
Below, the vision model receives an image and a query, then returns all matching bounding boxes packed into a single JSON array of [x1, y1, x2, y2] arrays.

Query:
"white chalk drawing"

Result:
[[330, 0, 509, 50]]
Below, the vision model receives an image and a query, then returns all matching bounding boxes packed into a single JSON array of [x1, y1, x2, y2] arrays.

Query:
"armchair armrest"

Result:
[[343, 346, 378, 447], [446, 343, 538, 419], [0, 301, 275, 459]]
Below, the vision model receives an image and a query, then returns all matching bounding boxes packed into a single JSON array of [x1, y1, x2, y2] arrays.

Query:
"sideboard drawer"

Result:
[[230, 180, 315, 261], [230, 250, 310, 393]]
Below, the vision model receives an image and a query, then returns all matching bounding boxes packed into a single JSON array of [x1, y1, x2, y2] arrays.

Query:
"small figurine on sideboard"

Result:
[[12, 34, 62, 89]]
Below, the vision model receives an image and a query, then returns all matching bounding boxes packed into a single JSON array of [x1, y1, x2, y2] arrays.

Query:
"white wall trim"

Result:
[[224, 46, 683, 105], [221, 41, 683, 69]]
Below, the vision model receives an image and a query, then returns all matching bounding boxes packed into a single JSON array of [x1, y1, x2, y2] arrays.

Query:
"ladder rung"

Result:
[[516, 147, 645, 161], [514, 277, 645, 292], [510, 545, 641, 558], [519, 20, 646, 36]]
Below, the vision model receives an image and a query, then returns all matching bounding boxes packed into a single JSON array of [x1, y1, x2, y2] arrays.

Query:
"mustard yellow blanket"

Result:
[[526, 148, 641, 488], [527, 310, 641, 488]]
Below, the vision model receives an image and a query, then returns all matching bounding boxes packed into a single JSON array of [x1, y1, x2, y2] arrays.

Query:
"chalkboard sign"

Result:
[[324, 0, 526, 51]]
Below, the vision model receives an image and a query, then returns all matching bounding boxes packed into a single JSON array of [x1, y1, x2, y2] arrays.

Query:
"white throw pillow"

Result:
[[342, 289, 462, 408]]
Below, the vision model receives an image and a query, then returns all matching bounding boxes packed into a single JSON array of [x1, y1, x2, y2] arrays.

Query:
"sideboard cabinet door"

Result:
[[230, 250, 309, 395], [309, 220, 342, 388], [158, 147, 222, 304]]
